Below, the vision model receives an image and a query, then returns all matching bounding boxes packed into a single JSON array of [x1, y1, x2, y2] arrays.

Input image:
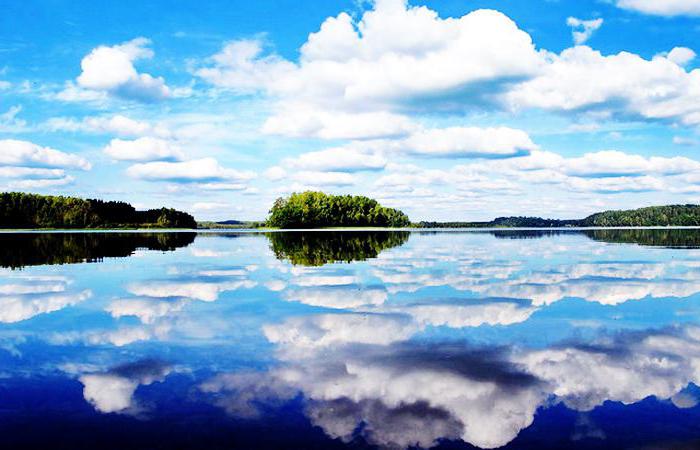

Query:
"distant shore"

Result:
[[4, 225, 700, 233]]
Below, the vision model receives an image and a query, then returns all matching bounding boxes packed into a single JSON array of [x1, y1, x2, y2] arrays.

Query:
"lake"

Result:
[[3, 229, 700, 449]]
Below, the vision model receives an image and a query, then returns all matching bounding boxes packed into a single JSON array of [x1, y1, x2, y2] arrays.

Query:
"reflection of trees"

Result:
[[488, 229, 700, 247], [490, 230, 567, 240], [266, 231, 409, 266], [583, 229, 700, 248], [1, 232, 196, 269]]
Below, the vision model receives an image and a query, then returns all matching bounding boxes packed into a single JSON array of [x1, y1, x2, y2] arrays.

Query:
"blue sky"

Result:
[[3, 0, 700, 221]]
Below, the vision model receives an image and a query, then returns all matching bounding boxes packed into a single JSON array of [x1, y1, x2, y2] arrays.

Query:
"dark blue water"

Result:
[[3, 229, 700, 449]]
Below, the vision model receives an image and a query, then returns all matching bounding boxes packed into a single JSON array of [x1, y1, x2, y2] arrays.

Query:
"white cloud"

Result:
[[103, 137, 184, 162], [191, 202, 228, 211], [0, 167, 67, 180], [673, 136, 699, 146], [288, 171, 356, 186], [196, 39, 296, 93], [283, 146, 387, 172], [75, 37, 170, 101], [566, 175, 665, 193], [0, 105, 27, 132], [126, 157, 255, 183], [400, 126, 537, 158], [506, 46, 700, 126], [0, 139, 91, 170], [562, 150, 700, 177], [4, 177, 75, 189], [199, 3, 542, 140], [566, 17, 603, 45], [283, 5, 542, 109], [264, 166, 287, 181], [616, 0, 700, 16], [46, 115, 171, 138], [667, 47, 697, 66], [262, 107, 417, 140]]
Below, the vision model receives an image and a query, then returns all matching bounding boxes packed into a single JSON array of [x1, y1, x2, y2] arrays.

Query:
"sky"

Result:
[[3, 0, 700, 221]]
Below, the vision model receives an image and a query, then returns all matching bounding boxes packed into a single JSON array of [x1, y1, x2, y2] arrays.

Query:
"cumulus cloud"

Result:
[[199, 3, 542, 140], [196, 39, 296, 93], [126, 157, 255, 183], [566, 17, 603, 45], [75, 37, 169, 101], [667, 47, 697, 67], [0, 139, 91, 170], [616, 0, 700, 16], [399, 126, 537, 158], [104, 137, 184, 162], [506, 46, 700, 126]]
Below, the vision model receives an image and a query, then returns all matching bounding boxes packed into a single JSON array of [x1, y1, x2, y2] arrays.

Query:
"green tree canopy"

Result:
[[266, 191, 410, 229], [0, 192, 197, 229]]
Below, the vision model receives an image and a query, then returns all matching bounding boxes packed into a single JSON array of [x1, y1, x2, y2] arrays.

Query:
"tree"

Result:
[[266, 191, 410, 228], [0, 192, 197, 229]]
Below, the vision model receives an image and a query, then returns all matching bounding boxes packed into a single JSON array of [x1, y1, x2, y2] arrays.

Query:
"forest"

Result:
[[0, 192, 197, 229], [416, 205, 700, 228], [266, 191, 410, 228], [580, 205, 700, 227]]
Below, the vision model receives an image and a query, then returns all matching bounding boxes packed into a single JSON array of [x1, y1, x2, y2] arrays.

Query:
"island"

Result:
[[0, 192, 196, 229], [266, 191, 411, 229]]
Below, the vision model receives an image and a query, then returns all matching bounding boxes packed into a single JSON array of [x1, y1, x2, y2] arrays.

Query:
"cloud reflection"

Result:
[[79, 359, 171, 414]]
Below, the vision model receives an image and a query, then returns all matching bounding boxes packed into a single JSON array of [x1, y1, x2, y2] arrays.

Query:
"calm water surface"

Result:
[[3, 229, 700, 449]]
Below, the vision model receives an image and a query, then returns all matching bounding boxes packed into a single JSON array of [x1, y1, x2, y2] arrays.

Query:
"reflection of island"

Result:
[[488, 228, 700, 248], [0, 232, 196, 269], [266, 231, 410, 266]]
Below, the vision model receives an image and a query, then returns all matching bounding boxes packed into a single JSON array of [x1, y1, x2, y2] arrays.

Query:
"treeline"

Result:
[[267, 191, 410, 229], [0, 192, 196, 229], [197, 220, 265, 229], [416, 216, 579, 228], [416, 205, 700, 228], [581, 205, 700, 227]]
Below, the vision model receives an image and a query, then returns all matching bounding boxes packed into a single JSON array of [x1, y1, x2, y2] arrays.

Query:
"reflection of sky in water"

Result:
[[3, 231, 700, 449]]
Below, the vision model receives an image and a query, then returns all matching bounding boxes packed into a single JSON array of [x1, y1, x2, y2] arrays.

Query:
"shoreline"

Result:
[[2, 226, 700, 233]]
